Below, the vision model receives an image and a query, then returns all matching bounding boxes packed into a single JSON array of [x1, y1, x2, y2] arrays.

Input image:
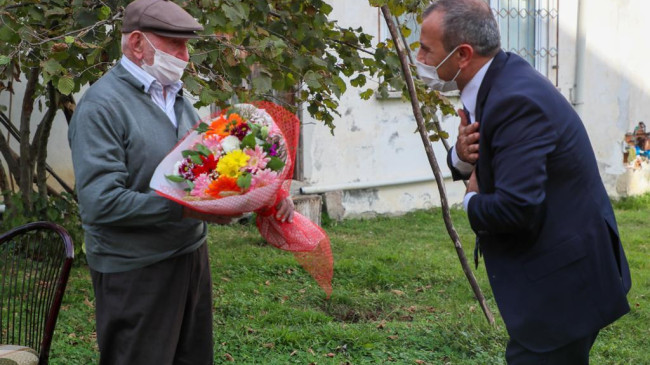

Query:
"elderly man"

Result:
[[416, 0, 631, 364], [68, 0, 293, 363]]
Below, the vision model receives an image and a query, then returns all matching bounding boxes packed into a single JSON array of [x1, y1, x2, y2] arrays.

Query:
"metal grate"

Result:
[[491, 0, 559, 85]]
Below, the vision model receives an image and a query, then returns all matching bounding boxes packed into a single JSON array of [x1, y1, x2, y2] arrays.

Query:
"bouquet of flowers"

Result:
[[150, 101, 333, 297]]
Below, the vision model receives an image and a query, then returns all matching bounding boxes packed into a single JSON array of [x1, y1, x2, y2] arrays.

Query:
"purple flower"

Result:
[[231, 123, 250, 140], [178, 157, 196, 180], [269, 142, 279, 157]]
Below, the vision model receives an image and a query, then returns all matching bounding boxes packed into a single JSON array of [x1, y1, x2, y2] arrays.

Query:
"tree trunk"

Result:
[[18, 67, 39, 213], [34, 82, 57, 202], [59, 93, 76, 125], [380, 6, 495, 325]]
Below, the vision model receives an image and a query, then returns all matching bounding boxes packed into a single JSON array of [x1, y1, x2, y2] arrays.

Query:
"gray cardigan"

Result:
[[68, 63, 206, 273]]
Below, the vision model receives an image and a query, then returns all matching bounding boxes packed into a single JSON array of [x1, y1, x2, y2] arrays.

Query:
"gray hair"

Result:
[[121, 34, 129, 51], [423, 0, 501, 57]]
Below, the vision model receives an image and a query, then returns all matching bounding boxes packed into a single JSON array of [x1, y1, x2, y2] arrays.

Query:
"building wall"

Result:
[[300, 0, 650, 217], [3, 0, 649, 216], [574, 0, 650, 195], [0, 80, 75, 192], [300, 2, 466, 217]]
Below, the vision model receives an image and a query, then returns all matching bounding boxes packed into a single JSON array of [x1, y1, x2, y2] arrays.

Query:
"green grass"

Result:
[[49, 199, 650, 364]]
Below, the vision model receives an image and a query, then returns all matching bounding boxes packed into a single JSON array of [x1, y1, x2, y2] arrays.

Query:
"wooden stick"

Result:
[[380, 6, 495, 325]]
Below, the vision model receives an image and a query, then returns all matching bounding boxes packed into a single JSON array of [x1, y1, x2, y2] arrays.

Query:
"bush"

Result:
[[1, 192, 85, 265]]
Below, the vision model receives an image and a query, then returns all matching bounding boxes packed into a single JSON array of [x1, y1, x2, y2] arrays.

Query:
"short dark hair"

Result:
[[423, 0, 501, 57]]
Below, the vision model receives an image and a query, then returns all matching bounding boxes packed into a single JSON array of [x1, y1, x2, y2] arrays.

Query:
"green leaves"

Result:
[[222, 1, 250, 26], [237, 173, 252, 190], [165, 175, 186, 183], [42, 59, 64, 75], [182, 150, 204, 165], [252, 74, 273, 94], [267, 156, 285, 172], [1, 0, 452, 140], [57, 76, 75, 95], [241, 133, 257, 149], [195, 144, 212, 157]]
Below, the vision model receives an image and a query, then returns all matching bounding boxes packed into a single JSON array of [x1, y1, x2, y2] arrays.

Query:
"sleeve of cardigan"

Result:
[[68, 100, 184, 227]]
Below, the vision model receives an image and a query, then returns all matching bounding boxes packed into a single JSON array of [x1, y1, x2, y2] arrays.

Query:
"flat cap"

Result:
[[122, 0, 203, 38]]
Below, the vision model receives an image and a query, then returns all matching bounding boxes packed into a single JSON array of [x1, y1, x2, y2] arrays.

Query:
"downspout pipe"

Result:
[[572, 0, 586, 112], [300, 175, 437, 194]]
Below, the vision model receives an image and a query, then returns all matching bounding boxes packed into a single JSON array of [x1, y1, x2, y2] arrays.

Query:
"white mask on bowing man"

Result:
[[141, 33, 188, 86], [415, 45, 461, 92]]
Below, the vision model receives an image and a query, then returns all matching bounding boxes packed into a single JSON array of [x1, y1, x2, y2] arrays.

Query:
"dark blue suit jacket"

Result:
[[449, 51, 631, 352]]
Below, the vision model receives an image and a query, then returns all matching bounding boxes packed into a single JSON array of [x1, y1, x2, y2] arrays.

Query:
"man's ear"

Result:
[[457, 44, 474, 69], [129, 32, 146, 61]]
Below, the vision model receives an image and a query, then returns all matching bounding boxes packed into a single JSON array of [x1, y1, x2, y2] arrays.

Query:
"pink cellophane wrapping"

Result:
[[150, 101, 333, 298]]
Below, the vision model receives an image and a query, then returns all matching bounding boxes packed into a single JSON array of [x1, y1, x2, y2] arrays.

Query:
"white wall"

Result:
[[0, 80, 75, 191], [574, 0, 650, 194], [4, 0, 649, 216], [301, 1, 466, 217], [301, 0, 650, 217]]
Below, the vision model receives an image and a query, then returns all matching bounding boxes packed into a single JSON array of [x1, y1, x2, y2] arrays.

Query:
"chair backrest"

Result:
[[0, 221, 74, 365]]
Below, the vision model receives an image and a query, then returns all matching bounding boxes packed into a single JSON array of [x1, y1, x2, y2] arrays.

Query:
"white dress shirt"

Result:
[[453, 58, 494, 211], [120, 56, 183, 128]]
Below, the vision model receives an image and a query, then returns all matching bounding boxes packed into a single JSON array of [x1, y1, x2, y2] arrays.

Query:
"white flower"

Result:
[[221, 135, 241, 153], [172, 160, 183, 176]]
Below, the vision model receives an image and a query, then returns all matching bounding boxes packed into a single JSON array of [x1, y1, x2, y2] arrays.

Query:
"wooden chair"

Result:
[[0, 222, 74, 365]]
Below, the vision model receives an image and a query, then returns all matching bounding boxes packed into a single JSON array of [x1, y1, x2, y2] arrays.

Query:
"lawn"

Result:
[[50, 198, 649, 364]]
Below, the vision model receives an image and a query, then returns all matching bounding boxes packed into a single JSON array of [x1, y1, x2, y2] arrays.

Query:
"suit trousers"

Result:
[[505, 331, 599, 365], [90, 243, 214, 365]]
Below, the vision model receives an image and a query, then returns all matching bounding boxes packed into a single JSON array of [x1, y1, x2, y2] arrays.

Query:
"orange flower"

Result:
[[205, 175, 241, 199], [205, 113, 246, 138], [205, 114, 231, 138], [227, 113, 243, 125]]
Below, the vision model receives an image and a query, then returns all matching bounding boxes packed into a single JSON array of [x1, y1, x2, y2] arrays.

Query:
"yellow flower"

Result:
[[216, 149, 250, 178]]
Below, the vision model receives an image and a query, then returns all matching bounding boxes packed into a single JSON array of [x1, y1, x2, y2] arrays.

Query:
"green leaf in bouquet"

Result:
[[182, 150, 203, 164], [237, 173, 252, 190], [267, 156, 285, 172], [260, 126, 269, 139], [241, 133, 256, 149], [196, 143, 211, 157], [165, 175, 186, 183], [196, 122, 209, 134], [248, 122, 261, 135], [190, 155, 203, 164]]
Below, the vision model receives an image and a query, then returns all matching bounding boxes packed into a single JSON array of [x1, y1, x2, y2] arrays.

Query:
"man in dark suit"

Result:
[[417, 0, 632, 363]]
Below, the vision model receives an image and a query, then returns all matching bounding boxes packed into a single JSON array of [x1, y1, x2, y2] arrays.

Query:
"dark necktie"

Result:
[[463, 105, 481, 268], [463, 106, 472, 124]]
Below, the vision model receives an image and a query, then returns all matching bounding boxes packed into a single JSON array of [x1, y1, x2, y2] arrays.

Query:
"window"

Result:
[[490, 0, 559, 83], [379, 0, 559, 85]]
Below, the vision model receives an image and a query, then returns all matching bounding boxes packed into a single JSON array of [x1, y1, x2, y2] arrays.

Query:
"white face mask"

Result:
[[141, 34, 188, 85], [415, 45, 461, 92]]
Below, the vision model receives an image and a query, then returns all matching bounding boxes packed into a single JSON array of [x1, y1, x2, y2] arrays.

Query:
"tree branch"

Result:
[[34, 82, 57, 201], [0, 109, 75, 195], [0, 159, 10, 207], [18, 66, 39, 212], [393, 15, 453, 155], [381, 6, 495, 325], [0, 112, 20, 180], [59, 93, 76, 125]]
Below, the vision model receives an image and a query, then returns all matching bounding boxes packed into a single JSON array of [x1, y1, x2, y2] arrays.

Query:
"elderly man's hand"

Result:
[[275, 196, 295, 223], [182, 207, 242, 225], [455, 108, 480, 164]]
